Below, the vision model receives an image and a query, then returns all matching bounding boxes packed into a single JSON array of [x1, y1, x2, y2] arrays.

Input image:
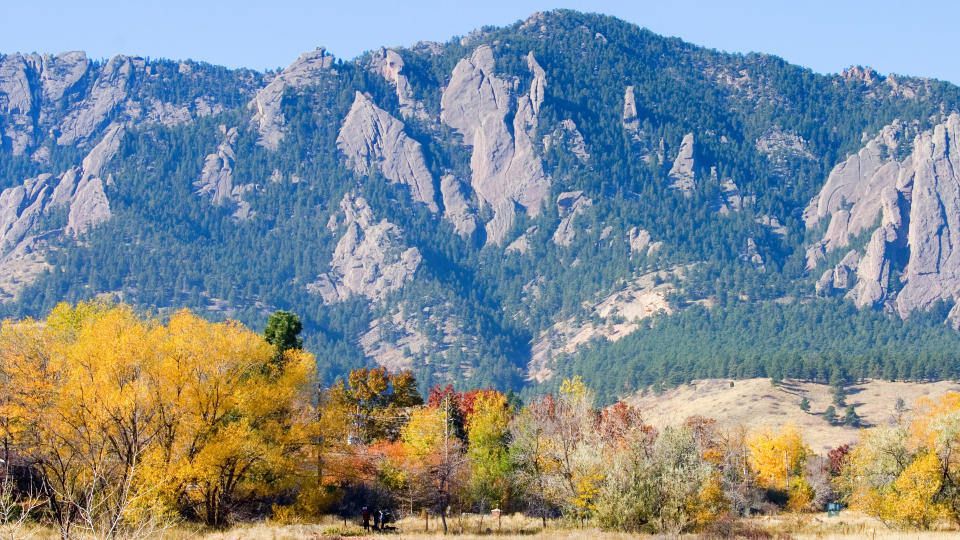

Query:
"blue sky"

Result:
[[3, 1, 957, 84]]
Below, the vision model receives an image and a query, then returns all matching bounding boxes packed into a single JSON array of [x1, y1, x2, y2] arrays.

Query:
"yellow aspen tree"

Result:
[[747, 423, 809, 490]]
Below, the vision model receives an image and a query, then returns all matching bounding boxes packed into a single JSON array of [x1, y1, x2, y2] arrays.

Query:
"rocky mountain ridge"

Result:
[[1, 10, 959, 393]]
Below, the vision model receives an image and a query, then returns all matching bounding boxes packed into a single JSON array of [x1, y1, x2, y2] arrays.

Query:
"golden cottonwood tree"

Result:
[[747, 423, 808, 490], [0, 301, 316, 533], [465, 391, 511, 513]]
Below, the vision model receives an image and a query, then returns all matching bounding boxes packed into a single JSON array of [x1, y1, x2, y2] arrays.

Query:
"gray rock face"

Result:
[[543, 119, 589, 163], [715, 174, 752, 215], [755, 126, 816, 172], [895, 114, 960, 317], [194, 126, 252, 219], [806, 114, 960, 323], [552, 191, 592, 246], [0, 125, 118, 299], [307, 193, 421, 304], [440, 45, 550, 244], [816, 250, 860, 295], [57, 55, 137, 145], [250, 48, 334, 150], [804, 121, 909, 269], [440, 175, 477, 237], [0, 54, 40, 154], [623, 85, 638, 126], [337, 92, 438, 212], [622, 85, 658, 161], [0, 51, 91, 153], [369, 48, 428, 121], [196, 126, 239, 205], [628, 227, 651, 254], [506, 225, 538, 255], [1, 51, 231, 154], [668, 133, 696, 197]]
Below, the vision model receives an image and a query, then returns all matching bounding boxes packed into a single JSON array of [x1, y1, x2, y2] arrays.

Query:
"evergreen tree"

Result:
[[843, 405, 860, 427], [264, 310, 304, 353], [824, 406, 837, 425]]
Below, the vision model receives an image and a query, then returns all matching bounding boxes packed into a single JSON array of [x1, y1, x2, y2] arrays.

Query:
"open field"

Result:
[[8, 510, 960, 539], [628, 378, 960, 452]]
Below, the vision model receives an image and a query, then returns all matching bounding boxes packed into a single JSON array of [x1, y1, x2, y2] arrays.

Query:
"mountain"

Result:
[[2, 10, 960, 400]]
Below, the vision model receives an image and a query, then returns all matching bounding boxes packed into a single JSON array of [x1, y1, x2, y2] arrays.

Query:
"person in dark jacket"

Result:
[[361, 506, 371, 531]]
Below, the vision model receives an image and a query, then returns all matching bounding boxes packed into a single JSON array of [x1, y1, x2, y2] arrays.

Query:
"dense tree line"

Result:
[[3, 302, 960, 535], [555, 298, 960, 404]]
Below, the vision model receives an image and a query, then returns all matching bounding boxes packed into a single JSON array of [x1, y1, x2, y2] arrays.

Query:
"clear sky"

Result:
[[2, 1, 957, 84]]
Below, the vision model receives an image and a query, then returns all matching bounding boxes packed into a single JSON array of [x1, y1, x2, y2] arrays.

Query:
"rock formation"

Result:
[[440, 175, 477, 237], [1, 51, 233, 155], [57, 55, 136, 145], [543, 119, 589, 163], [668, 133, 696, 196], [250, 48, 334, 150], [0, 125, 119, 298], [369, 48, 428, 121], [806, 114, 960, 325], [755, 126, 816, 174], [804, 121, 908, 268], [1, 51, 90, 153], [506, 226, 538, 255], [337, 92, 438, 212], [440, 45, 550, 244], [552, 191, 592, 246], [307, 193, 421, 304], [195, 126, 253, 219]]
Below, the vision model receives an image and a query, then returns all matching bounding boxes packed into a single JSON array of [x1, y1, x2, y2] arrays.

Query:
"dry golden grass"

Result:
[[10, 511, 960, 539], [628, 378, 960, 452]]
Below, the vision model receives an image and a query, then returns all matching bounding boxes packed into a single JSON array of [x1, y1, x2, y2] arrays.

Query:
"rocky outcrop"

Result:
[[895, 115, 960, 318], [755, 126, 816, 172], [552, 191, 592, 246], [622, 85, 659, 161], [0, 125, 119, 299], [440, 45, 550, 244], [668, 133, 696, 196], [1, 52, 91, 153], [528, 269, 676, 382], [337, 92, 438, 212], [715, 174, 753, 215], [0, 55, 40, 154], [369, 48, 428, 121], [816, 250, 859, 295], [250, 48, 334, 150], [506, 226, 537, 255], [805, 114, 960, 325], [543, 119, 589, 163], [307, 193, 420, 304], [804, 121, 909, 269], [1, 51, 236, 154], [57, 55, 137, 145], [623, 85, 638, 130], [359, 300, 473, 374], [194, 126, 252, 219], [440, 175, 476, 237]]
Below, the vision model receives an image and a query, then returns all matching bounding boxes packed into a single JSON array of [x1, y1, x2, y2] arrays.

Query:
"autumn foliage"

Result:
[[2, 302, 960, 534]]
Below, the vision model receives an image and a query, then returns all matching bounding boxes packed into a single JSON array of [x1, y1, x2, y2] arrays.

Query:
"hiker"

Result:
[[361, 506, 371, 531], [377, 509, 385, 530]]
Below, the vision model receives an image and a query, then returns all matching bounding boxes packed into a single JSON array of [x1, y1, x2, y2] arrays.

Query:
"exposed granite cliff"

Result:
[[307, 193, 421, 304], [440, 46, 550, 244], [337, 92, 438, 212], [0, 125, 119, 298], [249, 48, 334, 150], [807, 114, 960, 325]]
